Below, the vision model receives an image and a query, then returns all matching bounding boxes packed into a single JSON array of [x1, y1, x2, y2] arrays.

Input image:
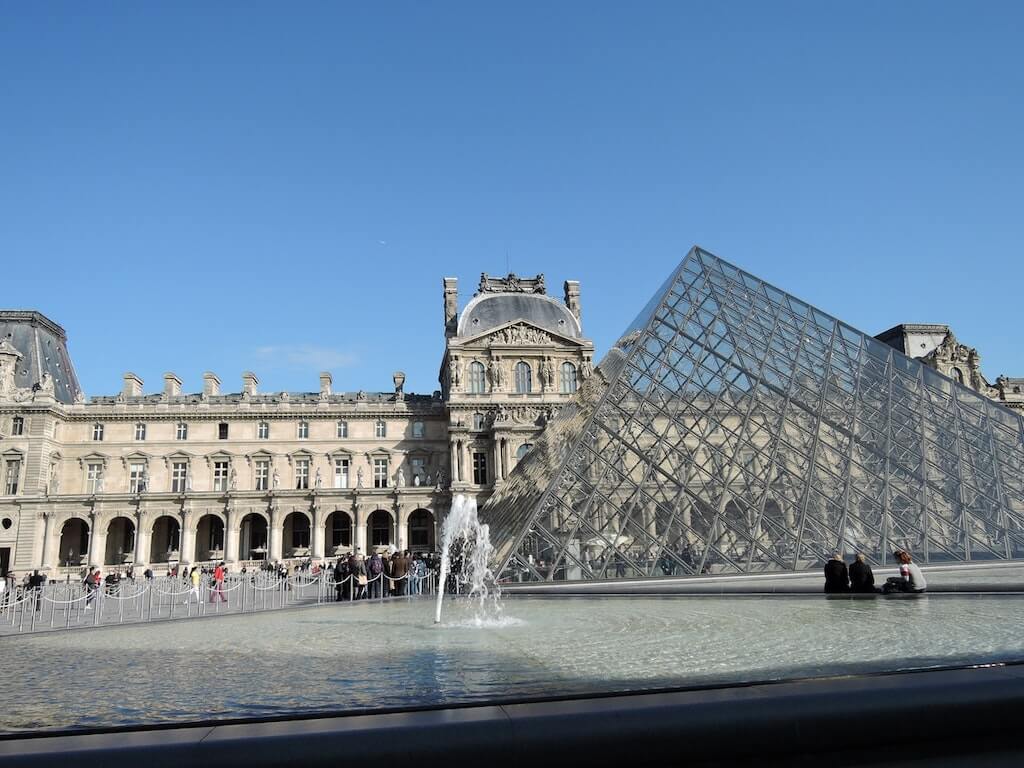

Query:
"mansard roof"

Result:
[[458, 292, 582, 339]]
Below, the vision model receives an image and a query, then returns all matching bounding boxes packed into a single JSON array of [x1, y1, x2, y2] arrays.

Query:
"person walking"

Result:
[[187, 566, 202, 604], [848, 553, 876, 593], [84, 567, 100, 610], [823, 553, 850, 593], [209, 562, 227, 603], [28, 569, 46, 611]]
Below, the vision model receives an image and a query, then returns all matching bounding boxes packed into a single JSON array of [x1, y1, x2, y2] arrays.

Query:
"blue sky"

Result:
[[2, 2, 1022, 397]]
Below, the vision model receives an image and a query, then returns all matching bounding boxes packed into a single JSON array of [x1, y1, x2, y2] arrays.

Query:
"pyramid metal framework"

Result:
[[480, 247, 1024, 582]]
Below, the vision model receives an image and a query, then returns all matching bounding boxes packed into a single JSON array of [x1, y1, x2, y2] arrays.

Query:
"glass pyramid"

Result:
[[480, 247, 1024, 582]]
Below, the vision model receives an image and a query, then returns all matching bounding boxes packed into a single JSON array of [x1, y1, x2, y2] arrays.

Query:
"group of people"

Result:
[[330, 550, 437, 601], [823, 550, 928, 594], [1, 569, 47, 610]]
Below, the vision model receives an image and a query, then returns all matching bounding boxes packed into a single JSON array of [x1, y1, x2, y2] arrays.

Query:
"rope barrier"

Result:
[[0, 565, 441, 634]]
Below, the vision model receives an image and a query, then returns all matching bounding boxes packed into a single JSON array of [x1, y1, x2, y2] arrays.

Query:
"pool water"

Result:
[[3, 594, 1023, 734]]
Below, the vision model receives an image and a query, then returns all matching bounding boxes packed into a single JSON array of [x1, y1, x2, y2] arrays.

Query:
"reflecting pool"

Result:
[[4, 594, 1024, 734]]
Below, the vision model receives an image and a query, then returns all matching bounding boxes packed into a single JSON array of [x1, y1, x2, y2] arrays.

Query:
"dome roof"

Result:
[[458, 292, 581, 339]]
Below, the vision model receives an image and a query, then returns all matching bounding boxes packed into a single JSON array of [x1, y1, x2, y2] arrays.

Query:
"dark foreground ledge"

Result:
[[4, 664, 1024, 767]]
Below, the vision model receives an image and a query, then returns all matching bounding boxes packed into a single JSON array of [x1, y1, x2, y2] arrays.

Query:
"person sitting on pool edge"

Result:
[[883, 550, 927, 594], [823, 553, 850, 593], [848, 553, 878, 593]]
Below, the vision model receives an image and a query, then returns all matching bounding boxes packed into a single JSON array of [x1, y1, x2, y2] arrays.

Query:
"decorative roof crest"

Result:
[[477, 273, 546, 295]]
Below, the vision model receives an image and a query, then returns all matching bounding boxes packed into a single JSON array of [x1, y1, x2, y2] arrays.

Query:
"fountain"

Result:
[[434, 494, 502, 625]]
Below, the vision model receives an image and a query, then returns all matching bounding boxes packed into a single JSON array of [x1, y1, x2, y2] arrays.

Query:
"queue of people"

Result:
[[330, 550, 438, 601], [823, 550, 927, 594]]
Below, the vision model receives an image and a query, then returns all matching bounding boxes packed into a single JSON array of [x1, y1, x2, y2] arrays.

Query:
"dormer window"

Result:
[[134, 423, 147, 441], [297, 421, 309, 439], [11, 416, 24, 436]]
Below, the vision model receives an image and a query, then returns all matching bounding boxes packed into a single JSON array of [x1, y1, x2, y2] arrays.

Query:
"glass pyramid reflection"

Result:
[[480, 247, 1024, 582]]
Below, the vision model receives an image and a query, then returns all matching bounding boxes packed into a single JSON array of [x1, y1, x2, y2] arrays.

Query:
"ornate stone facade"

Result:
[[0, 274, 593, 577], [875, 324, 1024, 412], [441, 274, 595, 506]]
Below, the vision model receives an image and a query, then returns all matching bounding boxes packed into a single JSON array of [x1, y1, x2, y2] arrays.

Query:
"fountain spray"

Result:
[[434, 494, 501, 625]]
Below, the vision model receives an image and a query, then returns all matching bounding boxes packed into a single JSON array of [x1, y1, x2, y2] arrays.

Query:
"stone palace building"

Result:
[[0, 269, 1019, 578], [0, 274, 595, 576]]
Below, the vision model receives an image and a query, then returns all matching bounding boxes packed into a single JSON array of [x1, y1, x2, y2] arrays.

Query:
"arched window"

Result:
[[516, 443, 533, 461], [515, 361, 532, 394], [473, 413, 486, 431], [952, 367, 965, 386], [561, 362, 578, 394], [468, 361, 486, 393]]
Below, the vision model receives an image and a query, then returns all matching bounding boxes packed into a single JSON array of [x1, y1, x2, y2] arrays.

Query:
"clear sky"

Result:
[[2, 2, 1022, 397]]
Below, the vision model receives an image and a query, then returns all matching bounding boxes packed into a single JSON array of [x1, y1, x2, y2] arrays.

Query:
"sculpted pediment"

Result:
[[454, 320, 584, 349]]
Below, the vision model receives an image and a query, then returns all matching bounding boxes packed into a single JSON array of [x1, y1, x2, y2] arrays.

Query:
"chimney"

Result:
[[443, 277, 458, 338], [319, 372, 332, 396], [242, 371, 259, 396], [163, 372, 182, 398], [564, 280, 582, 321], [203, 372, 221, 397], [122, 372, 143, 398]]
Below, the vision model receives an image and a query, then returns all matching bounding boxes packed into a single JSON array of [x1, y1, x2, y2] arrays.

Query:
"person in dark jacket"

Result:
[[823, 553, 850, 593], [848, 553, 876, 593]]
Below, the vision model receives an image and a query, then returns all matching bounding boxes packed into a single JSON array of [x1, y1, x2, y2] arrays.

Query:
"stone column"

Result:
[[450, 442, 460, 484], [179, 510, 196, 565], [312, 509, 325, 559], [39, 511, 54, 569], [493, 440, 503, 483], [396, 506, 407, 551], [134, 513, 149, 567], [87, 511, 99, 567], [269, 507, 284, 561], [225, 519, 241, 565], [354, 507, 366, 555], [92, 522, 108, 569]]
